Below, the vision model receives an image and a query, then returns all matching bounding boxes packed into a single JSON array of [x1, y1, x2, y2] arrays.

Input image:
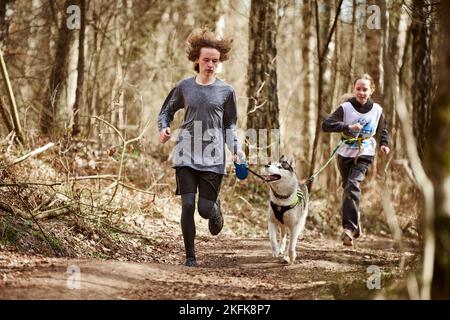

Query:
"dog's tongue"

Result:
[[262, 174, 281, 182]]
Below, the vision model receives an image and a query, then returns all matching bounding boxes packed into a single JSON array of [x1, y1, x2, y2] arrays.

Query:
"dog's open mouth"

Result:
[[262, 174, 281, 182]]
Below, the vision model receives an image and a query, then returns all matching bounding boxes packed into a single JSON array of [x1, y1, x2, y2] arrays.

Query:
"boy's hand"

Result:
[[380, 145, 390, 155], [232, 150, 246, 163], [159, 128, 171, 144]]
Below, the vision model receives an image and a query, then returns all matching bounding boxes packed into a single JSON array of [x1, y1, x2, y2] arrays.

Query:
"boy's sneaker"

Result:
[[341, 228, 353, 246], [184, 257, 197, 267], [208, 199, 223, 236]]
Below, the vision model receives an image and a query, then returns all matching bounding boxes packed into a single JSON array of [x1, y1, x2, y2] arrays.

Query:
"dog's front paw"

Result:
[[281, 254, 297, 265], [288, 251, 296, 265]]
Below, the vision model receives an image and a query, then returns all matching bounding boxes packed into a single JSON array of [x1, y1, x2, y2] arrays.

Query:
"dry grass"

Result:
[[0, 134, 421, 264]]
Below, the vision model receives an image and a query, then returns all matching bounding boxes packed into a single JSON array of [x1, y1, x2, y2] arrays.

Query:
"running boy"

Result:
[[157, 28, 244, 266]]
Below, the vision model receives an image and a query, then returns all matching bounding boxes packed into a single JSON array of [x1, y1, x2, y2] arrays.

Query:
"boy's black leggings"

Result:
[[181, 193, 218, 259], [337, 155, 373, 237], [175, 166, 223, 259]]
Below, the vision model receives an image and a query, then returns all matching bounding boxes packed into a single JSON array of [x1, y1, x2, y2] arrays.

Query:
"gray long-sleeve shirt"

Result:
[[157, 76, 240, 174]]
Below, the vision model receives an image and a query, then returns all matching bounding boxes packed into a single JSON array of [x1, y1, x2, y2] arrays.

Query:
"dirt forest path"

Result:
[[0, 233, 416, 300]]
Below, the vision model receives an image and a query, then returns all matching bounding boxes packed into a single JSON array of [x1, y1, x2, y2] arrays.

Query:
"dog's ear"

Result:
[[285, 155, 296, 169], [279, 155, 285, 162]]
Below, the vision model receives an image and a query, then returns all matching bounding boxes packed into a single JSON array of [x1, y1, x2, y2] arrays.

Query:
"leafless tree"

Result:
[[247, 0, 280, 161]]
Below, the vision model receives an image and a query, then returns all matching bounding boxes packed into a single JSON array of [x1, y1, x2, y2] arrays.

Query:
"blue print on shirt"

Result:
[[348, 118, 376, 149]]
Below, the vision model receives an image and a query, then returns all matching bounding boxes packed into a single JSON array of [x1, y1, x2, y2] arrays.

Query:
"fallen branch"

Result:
[[6, 142, 55, 167], [118, 181, 156, 196], [0, 201, 69, 220], [0, 130, 15, 146], [0, 181, 62, 188], [69, 174, 155, 195], [0, 201, 33, 220], [69, 174, 118, 181], [34, 205, 70, 219]]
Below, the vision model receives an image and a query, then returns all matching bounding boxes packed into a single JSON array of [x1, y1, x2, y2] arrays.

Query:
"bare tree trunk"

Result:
[[110, 0, 124, 134], [0, 49, 24, 143], [86, 21, 101, 138], [72, 0, 86, 136], [398, 10, 413, 158], [0, 0, 12, 49], [328, 2, 341, 189], [412, 0, 432, 159], [86, 3, 114, 138], [0, 96, 13, 133], [353, 0, 366, 76], [307, 0, 343, 190], [383, 0, 402, 140], [318, 0, 333, 185], [428, 0, 450, 299], [345, 0, 357, 92], [365, 0, 386, 101], [366, 0, 387, 182], [0, 0, 14, 137], [194, 0, 222, 30], [246, 0, 280, 163], [21, 0, 43, 104], [40, 0, 75, 135], [301, 0, 314, 162]]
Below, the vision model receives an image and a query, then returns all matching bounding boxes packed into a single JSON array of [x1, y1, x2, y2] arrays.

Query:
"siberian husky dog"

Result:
[[262, 155, 309, 265]]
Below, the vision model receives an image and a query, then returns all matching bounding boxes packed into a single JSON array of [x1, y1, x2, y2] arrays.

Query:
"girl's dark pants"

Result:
[[337, 155, 373, 237]]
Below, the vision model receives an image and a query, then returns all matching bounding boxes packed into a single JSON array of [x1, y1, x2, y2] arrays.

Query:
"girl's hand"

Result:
[[380, 145, 390, 155], [159, 128, 171, 144], [348, 123, 363, 131]]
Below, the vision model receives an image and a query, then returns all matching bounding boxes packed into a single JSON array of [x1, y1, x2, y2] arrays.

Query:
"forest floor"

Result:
[[0, 222, 419, 300], [0, 234, 418, 300], [0, 142, 421, 300]]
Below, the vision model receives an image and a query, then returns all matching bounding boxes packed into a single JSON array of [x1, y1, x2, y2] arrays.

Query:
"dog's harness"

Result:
[[270, 189, 305, 224]]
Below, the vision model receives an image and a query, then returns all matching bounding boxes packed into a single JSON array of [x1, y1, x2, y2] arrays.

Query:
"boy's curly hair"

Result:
[[186, 28, 233, 72]]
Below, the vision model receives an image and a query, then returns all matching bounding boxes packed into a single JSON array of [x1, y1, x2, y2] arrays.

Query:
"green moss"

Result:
[[30, 229, 64, 252], [90, 251, 109, 260], [0, 221, 20, 245]]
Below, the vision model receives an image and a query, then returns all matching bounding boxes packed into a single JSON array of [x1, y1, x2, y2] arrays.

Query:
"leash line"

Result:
[[306, 137, 367, 182], [306, 140, 344, 182], [246, 166, 267, 181], [236, 136, 368, 184]]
